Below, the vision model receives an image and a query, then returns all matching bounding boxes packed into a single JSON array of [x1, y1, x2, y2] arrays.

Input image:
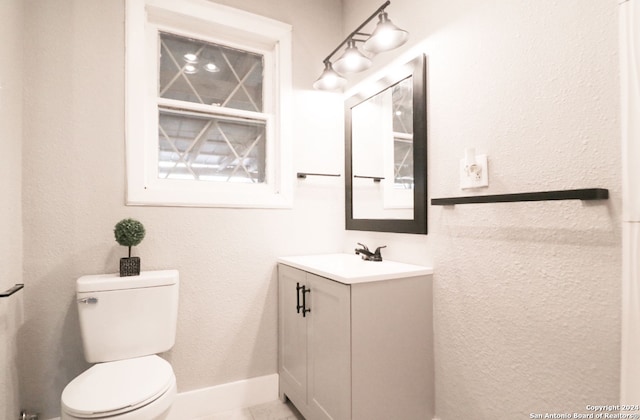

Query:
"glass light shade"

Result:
[[183, 53, 198, 63], [184, 64, 198, 74], [363, 12, 409, 54], [313, 62, 347, 90], [204, 62, 220, 72], [333, 40, 372, 74]]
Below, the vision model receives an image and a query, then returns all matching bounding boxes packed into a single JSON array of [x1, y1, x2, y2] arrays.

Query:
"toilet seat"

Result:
[[61, 355, 175, 418]]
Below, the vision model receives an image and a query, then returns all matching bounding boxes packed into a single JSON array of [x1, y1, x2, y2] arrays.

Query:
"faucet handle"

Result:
[[372, 246, 387, 261], [356, 242, 370, 251]]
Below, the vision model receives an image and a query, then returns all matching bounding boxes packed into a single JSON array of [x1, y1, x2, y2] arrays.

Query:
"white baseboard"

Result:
[[166, 373, 279, 419], [45, 373, 279, 420]]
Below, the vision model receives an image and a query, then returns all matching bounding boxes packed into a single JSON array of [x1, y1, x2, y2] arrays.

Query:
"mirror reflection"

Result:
[[345, 54, 427, 234], [351, 76, 414, 219]]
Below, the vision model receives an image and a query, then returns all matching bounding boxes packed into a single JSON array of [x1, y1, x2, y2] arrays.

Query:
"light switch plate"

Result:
[[460, 154, 489, 189]]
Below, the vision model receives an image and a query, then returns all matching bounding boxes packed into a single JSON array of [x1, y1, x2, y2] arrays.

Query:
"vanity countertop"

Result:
[[277, 253, 433, 285]]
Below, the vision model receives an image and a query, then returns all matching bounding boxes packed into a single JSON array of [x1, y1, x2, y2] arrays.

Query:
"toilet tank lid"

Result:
[[77, 269, 179, 293]]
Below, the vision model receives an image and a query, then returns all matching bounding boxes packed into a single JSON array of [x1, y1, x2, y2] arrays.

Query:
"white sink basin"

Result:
[[277, 253, 433, 284]]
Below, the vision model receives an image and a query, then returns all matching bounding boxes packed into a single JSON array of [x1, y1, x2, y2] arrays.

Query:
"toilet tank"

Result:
[[76, 270, 179, 363]]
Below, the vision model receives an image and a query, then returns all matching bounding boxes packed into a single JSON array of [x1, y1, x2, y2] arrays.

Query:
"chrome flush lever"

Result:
[[77, 297, 98, 304]]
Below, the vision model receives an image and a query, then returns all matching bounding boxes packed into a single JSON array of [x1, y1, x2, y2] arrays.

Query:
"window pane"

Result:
[[158, 110, 266, 183], [392, 77, 414, 188], [159, 32, 264, 112], [392, 77, 413, 135], [393, 137, 413, 188]]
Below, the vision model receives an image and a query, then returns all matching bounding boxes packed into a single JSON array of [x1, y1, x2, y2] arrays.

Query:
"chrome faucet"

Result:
[[355, 243, 386, 262]]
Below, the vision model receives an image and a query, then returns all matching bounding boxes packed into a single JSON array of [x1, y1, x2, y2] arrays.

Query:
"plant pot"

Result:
[[120, 257, 140, 277]]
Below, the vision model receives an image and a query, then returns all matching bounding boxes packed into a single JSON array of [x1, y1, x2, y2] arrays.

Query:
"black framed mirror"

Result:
[[345, 54, 427, 234]]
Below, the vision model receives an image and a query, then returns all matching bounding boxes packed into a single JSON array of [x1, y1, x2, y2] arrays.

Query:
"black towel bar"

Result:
[[297, 172, 341, 179], [431, 188, 609, 206], [353, 175, 384, 182], [0, 283, 24, 298]]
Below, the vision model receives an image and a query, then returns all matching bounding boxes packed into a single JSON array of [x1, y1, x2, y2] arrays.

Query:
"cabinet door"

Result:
[[278, 265, 308, 405], [307, 274, 351, 420]]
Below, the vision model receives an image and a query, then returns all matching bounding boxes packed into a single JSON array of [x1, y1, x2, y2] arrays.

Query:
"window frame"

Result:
[[125, 0, 293, 208]]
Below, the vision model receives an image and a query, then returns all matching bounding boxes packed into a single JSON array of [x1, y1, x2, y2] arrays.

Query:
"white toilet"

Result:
[[61, 270, 179, 420]]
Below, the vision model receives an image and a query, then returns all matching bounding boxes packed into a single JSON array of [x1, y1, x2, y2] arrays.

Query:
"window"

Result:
[[125, 0, 292, 207], [391, 77, 414, 189], [158, 32, 267, 183]]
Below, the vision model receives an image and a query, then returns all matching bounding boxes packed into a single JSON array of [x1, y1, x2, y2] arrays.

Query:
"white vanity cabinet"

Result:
[[277, 254, 435, 420], [279, 265, 351, 420]]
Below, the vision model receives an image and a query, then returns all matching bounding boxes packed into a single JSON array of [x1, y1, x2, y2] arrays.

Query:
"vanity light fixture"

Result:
[[183, 52, 221, 74], [313, 0, 408, 91]]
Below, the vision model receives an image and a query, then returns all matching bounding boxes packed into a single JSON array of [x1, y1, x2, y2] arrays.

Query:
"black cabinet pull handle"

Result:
[[302, 287, 311, 317], [296, 282, 303, 313]]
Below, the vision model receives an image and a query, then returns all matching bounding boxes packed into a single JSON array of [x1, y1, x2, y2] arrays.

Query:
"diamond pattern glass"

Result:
[[159, 110, 266, 183], [392, 77, 413, 188], [159, 32, 264, 112], [157, 32, 268, 184]]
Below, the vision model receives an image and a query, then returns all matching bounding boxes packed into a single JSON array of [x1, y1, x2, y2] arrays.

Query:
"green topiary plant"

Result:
[[114, 218, 146, 257], [114, 218, 146, 277]]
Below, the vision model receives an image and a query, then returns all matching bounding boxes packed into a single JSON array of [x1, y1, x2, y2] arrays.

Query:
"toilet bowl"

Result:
[[61, 355, 176, 420], [61, 270, 180, 420]]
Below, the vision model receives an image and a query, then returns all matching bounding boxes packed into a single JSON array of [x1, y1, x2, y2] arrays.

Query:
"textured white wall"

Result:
[[342, 0, 621, 418], [16, 0, 622, 418], [19, 0, 344, 418], [0, 0, 24, 418]]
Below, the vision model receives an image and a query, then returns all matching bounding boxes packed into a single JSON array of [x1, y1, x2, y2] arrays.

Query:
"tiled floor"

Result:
[[196, 399, 305, 420]]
